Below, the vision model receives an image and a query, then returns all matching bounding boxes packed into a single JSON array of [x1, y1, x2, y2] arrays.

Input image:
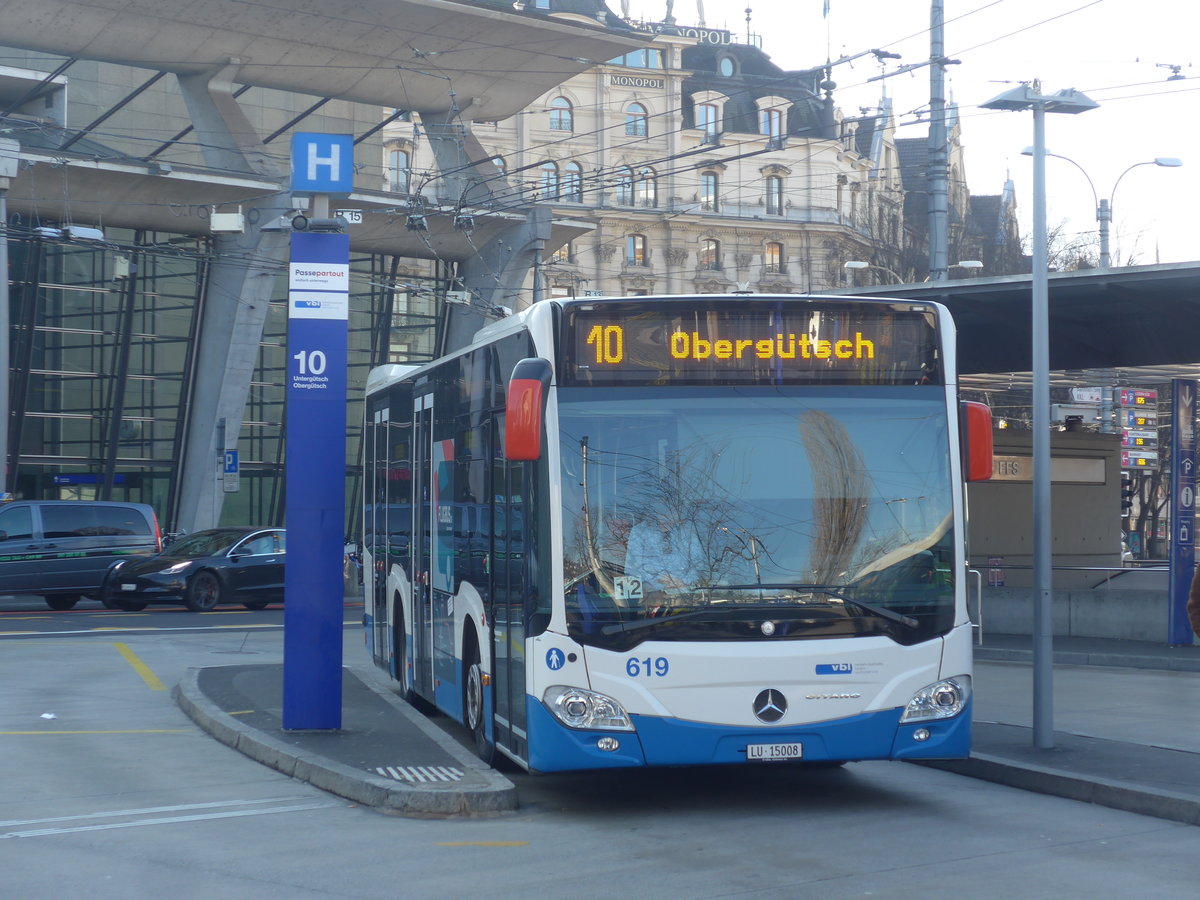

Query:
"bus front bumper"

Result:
[[526, 698, 972, 773]]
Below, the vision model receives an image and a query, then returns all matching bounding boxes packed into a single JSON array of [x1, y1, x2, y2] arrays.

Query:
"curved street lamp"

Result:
[[1020, 148, 1182, 268]]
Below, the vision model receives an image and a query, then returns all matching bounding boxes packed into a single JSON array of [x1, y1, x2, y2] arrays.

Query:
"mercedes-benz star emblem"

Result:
[[753, 688, 787, 723]]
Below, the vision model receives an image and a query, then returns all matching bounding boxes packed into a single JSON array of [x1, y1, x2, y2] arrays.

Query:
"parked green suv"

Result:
[[0, 500, 162, 609]]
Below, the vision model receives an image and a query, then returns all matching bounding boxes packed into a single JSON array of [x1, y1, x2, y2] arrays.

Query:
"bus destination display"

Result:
[[562, 300, 941, 386]]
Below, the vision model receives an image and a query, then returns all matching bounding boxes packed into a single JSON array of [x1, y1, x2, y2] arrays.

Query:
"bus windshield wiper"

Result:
[[701, 583, 920, 630], [599, 584, 918, 636], [600, 602, 790, 636]]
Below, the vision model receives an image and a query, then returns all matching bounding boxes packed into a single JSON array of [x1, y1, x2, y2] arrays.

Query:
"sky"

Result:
[[623, 0, 1200, 266]]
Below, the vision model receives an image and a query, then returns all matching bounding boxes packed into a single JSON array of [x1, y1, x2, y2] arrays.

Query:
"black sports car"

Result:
[[101, 527, 285, 611]]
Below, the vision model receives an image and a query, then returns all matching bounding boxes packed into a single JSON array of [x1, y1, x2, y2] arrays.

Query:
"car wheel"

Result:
[[464, 637, 494, 764], [185, 571, 222, 611], [242, 599, 270, 610], [98, 571, 121, 609], [45, 595, 80, 611]]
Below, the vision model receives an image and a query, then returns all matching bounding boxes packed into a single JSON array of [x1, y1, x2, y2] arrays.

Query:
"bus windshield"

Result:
[[558, 385, 956, 651]]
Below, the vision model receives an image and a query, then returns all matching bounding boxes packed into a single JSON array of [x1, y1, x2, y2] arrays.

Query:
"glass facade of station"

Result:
[[5, 227, 447, 533]]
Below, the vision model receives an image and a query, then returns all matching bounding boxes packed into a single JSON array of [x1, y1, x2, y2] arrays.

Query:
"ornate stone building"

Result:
[[391, 19, 908, 304]]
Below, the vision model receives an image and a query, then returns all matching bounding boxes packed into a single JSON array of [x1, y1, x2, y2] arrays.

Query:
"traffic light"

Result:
[[1120, 476, 1134, 517]]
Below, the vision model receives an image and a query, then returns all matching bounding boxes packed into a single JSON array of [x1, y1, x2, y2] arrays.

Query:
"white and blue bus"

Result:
[[363, 294, 992, 773]]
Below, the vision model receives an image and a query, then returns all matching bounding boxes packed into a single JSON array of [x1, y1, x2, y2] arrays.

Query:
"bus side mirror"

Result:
[[961, 400, 993, 482], [506, 357, 553, 461]]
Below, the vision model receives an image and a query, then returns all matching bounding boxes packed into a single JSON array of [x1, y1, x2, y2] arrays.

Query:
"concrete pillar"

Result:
[[172, 66, 289, 532], [459, 206, 552, 312]]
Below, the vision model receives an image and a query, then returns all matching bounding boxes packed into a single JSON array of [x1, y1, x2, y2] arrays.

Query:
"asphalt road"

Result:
[[1, 608, 1197, 898]]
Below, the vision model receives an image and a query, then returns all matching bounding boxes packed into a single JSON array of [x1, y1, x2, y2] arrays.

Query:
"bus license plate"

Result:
[[746, 742, 803, 761]]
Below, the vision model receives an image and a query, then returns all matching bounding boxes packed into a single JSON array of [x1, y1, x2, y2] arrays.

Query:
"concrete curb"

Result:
[[919, 754, 1200, 826], [174, 667, 518, 818]]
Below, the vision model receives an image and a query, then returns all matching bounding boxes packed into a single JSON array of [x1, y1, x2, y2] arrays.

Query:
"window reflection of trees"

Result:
[[561, 398, 951, 613]]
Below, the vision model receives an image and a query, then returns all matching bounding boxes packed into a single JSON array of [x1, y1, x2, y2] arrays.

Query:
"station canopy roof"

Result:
[[0, 0, 648, 119], [837, 263, 1200, 389]]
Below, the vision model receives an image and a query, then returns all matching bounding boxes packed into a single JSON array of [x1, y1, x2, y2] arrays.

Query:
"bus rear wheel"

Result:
[[393, 598, 414, 703], [464, 640, 494, 765]]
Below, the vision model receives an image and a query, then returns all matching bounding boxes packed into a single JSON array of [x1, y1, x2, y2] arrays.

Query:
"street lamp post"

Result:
[[1020, 149, 1182, 268], [1099, 159, 1182, 267], [1021, 149, 1182, 432], [981, 82, 1098, 751]]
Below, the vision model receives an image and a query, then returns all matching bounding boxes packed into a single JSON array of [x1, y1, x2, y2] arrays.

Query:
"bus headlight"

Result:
[[543, 686, 635, 731], [900, 676, 971, 722]]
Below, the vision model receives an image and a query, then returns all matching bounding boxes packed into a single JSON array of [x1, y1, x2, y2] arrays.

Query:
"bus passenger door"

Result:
[[411, 392, 435, 699], [369, 407, 389, 663], [490, 419, 529, 761]]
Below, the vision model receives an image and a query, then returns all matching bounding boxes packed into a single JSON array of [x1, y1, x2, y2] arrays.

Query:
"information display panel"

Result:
[[560, 298, 942, 386]]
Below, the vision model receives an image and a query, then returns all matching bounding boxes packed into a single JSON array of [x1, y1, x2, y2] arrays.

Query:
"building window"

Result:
[[699, 238, 721, 270], [491, 155, 506, 176], [563, 161, 583, 202], [764, 242, 785, 274], [549, 96, 573, 131], [636, 167, 657, 207], [615, 166, 634, 205], [626, 234, 647, 266], [718, 57, 735, 77], [760, 108, 784, 139], [386, 147, 410, 193], [700, 171, 719, 211], [539, 160, 559, 199], [551, 241, 573, 263], [625, 102, 648, 137], [608, 49, 665, 69], [696, 102, 719, 137], [765, 175, 784, 215]]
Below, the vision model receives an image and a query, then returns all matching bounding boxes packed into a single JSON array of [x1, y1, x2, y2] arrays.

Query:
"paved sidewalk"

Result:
[[920, 634, 1200, 825], [174, 662, 516, 818], [175, 631, 1200, 824]]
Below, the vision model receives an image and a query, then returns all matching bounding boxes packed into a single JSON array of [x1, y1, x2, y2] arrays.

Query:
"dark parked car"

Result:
[[102, 527, 285, 611], [0, 499, 161, 609]]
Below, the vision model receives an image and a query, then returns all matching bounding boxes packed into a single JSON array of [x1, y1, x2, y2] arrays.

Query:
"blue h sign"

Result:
[[291, 133, 354, 194]]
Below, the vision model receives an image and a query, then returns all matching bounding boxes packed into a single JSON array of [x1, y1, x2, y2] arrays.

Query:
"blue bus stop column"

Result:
[[283, 231, 350, 728], [1169, 379, 1197, 646]]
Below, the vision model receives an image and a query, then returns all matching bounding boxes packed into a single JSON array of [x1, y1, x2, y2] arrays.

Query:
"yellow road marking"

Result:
[[435, 842, 529, 847], [113, 642, 166, 691], [0, 729, 192, 735]]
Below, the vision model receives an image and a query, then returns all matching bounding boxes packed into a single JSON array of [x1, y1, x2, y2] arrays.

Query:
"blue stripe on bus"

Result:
[[526, 698, 971, 772]]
